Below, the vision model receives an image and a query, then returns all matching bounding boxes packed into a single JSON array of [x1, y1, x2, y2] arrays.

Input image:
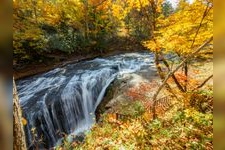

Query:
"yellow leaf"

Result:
[[22, 117, 27, 125]]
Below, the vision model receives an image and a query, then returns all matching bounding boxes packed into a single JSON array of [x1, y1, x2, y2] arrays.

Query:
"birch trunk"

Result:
[[13, 78, 27, 150]]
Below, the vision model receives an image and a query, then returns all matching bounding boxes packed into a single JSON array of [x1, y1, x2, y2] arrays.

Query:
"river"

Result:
[[16, 52, 156, 149]]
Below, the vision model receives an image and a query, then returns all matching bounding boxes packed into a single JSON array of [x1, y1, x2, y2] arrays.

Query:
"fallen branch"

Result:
[[151, 36, 213, 119]]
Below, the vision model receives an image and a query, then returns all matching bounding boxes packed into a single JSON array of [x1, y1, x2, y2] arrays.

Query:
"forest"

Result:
[[13, 0, 213, 150]]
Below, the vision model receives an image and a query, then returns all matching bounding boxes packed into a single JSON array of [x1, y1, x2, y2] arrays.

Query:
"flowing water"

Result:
[[16, 52, 156, 149]]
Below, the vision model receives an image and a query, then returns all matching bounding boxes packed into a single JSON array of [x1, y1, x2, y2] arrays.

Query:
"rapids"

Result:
[[16, 52, 156, 149]]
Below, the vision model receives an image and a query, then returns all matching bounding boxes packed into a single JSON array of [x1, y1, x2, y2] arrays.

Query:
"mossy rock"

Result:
[[95, 76, 131, 121]]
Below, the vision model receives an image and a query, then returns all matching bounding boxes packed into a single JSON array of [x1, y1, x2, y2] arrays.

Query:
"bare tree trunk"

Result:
[[31, 0, 38, 24], [13, 78, 27, 150], [84, 0, 89, 40], [154, 50, 165, 80], [183, 61, 188, 92]]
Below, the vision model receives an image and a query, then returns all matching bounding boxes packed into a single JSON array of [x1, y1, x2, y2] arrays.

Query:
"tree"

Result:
[[13, 0, 47, 63], [144, 0, 212, 86], [13, 78, 27, 150], [162, 0, 174, 17], [151, 37, 213, 119], [143, 0, 213, 119]]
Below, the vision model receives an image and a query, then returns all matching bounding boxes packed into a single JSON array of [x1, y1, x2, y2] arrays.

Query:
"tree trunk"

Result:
[[152, 37, 213, 119], [13, 78, 27, 150], [84, 0, 89, 40], [183, 61, 188, 92]]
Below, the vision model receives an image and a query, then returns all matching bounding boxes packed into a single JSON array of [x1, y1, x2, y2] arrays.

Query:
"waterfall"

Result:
[[16, 52, 155, 149]]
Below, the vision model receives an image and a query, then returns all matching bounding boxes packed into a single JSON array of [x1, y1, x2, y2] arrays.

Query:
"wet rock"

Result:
[[95, 72, 155, 121]]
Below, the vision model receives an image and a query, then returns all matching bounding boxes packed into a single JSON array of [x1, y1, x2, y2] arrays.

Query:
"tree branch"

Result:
[[183, 2, 212, 92], [195, 74, 213, 90], [151, 36, 213, 119], [160, 54, 185, 92], [191, 2, 211, 48]]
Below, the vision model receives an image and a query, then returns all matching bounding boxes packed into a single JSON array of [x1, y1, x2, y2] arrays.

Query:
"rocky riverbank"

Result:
[[96, 59, 213, 121], [13, 38, 148, 80]]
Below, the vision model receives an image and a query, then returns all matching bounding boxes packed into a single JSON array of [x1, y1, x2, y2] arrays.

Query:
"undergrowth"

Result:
[[56, 87, 213, 150]]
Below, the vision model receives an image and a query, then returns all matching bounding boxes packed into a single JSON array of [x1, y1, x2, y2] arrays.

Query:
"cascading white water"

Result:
[[16, 52, 155, 149]]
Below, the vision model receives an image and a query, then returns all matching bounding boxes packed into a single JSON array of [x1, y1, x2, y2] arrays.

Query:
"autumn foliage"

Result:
[[126, 82, 157, 109], [13, 0, 213, 149]]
